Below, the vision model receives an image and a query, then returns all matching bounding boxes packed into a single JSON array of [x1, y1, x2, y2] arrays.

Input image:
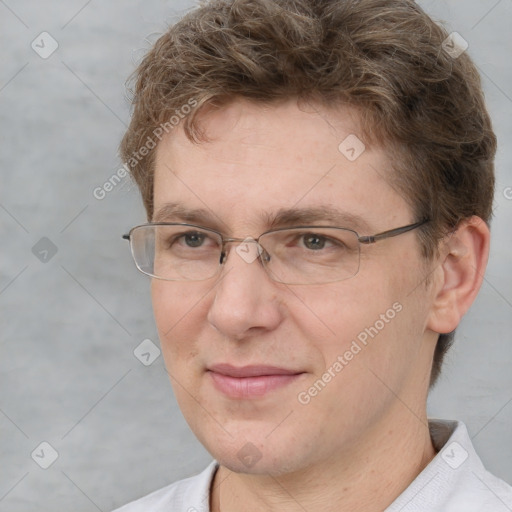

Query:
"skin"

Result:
[[150, 98, 490, 511]]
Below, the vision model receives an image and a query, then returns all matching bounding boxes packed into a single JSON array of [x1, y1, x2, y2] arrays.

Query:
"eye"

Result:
[[165, 230, 217, 251], [180, 231, 207, 248], [300, 233, 335, 251]]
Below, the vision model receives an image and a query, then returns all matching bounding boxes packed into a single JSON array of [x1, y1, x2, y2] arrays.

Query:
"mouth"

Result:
[[207, 364, 305, 399]]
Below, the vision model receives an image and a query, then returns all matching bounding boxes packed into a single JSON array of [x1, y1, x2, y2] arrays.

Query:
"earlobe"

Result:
[[426, 216, 490, 335]]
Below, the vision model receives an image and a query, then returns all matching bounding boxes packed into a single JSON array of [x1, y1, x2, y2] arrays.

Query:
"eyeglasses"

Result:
[[122, 219, 429, 285]]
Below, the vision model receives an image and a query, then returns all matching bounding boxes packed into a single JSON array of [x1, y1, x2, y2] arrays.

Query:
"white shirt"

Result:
[[113, 419, 512, 512]]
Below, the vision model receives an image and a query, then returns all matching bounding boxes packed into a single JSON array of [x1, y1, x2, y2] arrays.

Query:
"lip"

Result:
[[207, 364, 304, 399]]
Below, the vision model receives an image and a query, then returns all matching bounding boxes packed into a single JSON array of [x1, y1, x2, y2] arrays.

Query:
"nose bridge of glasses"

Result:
[[219, 236, 269, 265]]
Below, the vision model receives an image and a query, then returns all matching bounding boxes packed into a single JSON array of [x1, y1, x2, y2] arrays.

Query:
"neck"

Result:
[[210, 409, 437, 512]]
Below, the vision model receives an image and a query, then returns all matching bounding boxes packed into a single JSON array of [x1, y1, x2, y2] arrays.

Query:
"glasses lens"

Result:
[[130, 225, 222, 280], [260, 227, 360, 284], [128, 225, 361, 284]]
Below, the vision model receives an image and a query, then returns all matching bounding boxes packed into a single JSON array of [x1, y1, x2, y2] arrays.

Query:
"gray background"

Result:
[[0, 0, 511, 510]]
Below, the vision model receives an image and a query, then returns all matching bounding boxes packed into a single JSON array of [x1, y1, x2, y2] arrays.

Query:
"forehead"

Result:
[[152, 98, 411, 232]]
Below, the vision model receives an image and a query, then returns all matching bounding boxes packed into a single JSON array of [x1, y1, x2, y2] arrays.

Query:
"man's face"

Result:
[[151, 98, 436, 475]]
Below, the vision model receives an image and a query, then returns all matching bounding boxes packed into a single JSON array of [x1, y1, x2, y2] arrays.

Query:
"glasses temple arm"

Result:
[[358, 219, 429, 245]]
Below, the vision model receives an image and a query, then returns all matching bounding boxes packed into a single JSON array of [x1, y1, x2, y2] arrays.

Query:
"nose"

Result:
[[207, 241, 283, 340]]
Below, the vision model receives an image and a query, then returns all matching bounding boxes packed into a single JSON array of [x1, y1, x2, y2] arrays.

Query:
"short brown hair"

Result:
[[120, 0, 496, 387]]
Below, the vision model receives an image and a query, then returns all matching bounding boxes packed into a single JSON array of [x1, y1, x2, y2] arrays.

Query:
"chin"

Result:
[[196, 425, 317, 477], [215, 450, 300, 476]]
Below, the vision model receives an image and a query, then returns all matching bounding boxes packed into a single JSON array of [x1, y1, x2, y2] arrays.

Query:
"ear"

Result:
[[426, 216, 490, 334]]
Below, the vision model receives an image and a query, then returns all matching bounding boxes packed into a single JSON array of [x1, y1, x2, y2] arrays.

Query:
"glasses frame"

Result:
[[122, 218, 430, 283]]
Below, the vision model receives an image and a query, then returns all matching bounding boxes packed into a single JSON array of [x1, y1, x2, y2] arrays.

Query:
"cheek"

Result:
[[288, 279, 393, 349], [289, 268, 421, 381], [151, 281, 206, 371]]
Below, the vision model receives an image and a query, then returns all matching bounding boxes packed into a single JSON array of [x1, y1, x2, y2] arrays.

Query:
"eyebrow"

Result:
[[152, 202, 371, 233]]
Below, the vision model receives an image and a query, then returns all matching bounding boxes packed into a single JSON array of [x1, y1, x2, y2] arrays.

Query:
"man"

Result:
[[115, 0, 512, 510]]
